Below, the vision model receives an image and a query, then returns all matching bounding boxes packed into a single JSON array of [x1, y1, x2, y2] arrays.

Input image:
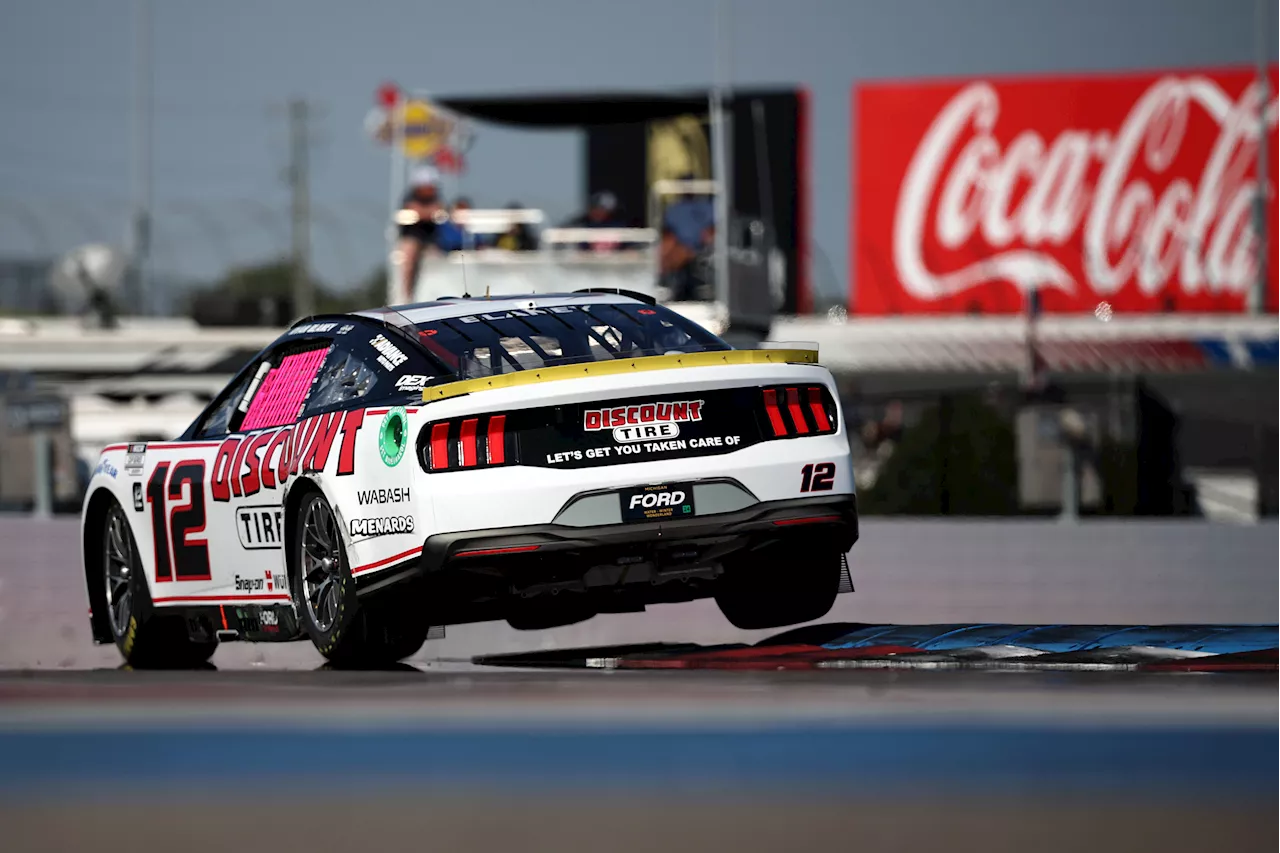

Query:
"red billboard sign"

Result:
[[853, 66, 1279, 314]]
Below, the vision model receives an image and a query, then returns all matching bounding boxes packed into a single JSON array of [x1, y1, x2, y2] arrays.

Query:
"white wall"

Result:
[[1, 516, 1273, 670]]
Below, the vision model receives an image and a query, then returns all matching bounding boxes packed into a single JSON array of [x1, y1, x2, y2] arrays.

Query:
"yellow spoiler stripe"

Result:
[[421, 348, 819, 403]]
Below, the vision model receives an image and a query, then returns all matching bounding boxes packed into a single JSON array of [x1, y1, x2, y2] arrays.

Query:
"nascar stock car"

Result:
[[82, 290, 859, 666]]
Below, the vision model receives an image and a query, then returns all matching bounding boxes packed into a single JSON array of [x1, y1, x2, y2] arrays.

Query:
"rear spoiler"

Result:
[[421, 348, 819, 403]]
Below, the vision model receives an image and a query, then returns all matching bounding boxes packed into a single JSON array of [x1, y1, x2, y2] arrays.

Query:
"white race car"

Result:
[[81, 290, 858, 666]]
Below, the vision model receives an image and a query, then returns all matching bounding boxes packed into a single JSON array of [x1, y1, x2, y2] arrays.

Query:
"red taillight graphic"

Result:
[[424, 414, 511, 472], [761, 386, 837, 438], [430, 422, 450, 470], [487, 415, 507, 465], [761, 389, 788, 437], [458, 418, 479, 467], [807, 387, 831, 431], [785, 387, 810, 435]]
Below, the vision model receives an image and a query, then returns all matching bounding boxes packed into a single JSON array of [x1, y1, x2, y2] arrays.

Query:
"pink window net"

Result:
[[240, 347, 329, 431]]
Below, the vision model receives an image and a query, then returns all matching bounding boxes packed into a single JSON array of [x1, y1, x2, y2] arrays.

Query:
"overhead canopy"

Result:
[[435, 89, 793, 128]]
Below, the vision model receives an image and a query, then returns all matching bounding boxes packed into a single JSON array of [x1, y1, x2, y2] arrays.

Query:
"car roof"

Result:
[[349, 291, 651, 326]]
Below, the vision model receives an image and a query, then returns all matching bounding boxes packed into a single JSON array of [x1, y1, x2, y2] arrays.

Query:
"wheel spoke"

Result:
[[320, 583, 337, 627], [311, 577, 332, 614], [299, 498, 345, 633], [103, 507, 135, 638], [114, 589, 131, 628], [302, 537, 328, 561], [307, 513, 332, 550], [109, 517, 129, 564]]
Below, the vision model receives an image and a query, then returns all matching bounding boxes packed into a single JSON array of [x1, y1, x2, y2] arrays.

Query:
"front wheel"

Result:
[[100, 501, 217, 668], [292, 490, 428, 667], [714, 543, 843, 631]]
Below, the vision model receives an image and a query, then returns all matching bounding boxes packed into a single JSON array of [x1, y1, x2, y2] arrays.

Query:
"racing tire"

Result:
[[99, 500, 218, 669], [714, 543, 842, 631], [292, 490, 428, 667]]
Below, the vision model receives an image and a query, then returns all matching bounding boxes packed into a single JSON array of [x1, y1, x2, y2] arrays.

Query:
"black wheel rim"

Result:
[[103, 505, 133, 638], [300, 497, 342, 632]]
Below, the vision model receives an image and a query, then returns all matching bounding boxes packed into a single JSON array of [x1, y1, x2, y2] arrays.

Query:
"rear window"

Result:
[[410, 303, 728, 379], [240, 346, 330, 431]]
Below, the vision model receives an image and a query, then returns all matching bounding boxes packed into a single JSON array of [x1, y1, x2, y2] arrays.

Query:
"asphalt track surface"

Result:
[[1, 517, 1276, 852], [1, 664, 1275, 853]]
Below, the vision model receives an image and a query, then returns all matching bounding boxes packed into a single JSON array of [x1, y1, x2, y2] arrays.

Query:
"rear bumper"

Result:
[[351, 493, 858, 597], [422, 492, 858, 572]]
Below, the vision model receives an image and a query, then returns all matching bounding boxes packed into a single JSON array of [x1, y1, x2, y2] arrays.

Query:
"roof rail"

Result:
[[573, 287, 658, 305]]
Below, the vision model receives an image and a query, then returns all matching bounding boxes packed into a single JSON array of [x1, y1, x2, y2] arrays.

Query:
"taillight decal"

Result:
[[429, 422, 450, 470], [761, 385, 835, 439], [424, 414, 512, 471], [761, 389, 788, 437], [487, 415, 507, 465], [459, 418, 479, 467], [455, 544, 540, 558], [785, 387, 810, 435], [807, 387, 832, 432]]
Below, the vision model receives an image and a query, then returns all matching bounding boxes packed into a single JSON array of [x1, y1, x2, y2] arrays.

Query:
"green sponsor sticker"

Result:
[[379, 406, 408, 467]]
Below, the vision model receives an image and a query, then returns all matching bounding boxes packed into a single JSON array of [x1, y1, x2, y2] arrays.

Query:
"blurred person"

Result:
[[434, 196, 477, 253], [663, 174, 715, 253], [565, 190, 624, 229], [564, 190, 627, 251], [493, 201, 538, 251], [660, 174, 715, 300], [395, 165, 445, 303]]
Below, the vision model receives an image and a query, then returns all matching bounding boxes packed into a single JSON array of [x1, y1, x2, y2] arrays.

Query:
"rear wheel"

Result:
[[293, 490, 428, 666], [101, 501, 217, 668], [714, 542, 842, 630]]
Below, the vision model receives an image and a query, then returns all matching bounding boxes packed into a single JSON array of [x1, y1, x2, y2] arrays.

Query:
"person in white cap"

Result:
[[395, 165, 444, 303]]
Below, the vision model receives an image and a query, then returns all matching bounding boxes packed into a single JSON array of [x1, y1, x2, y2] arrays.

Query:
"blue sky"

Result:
[[0, 0, 1272, 301]]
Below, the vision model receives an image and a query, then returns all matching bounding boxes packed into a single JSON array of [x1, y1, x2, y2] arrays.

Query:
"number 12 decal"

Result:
[[146, 460, 211, 582], [800, 462, 836, 492]]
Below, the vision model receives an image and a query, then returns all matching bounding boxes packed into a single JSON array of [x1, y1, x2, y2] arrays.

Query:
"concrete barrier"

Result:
[[1, 516, 1275, 669]]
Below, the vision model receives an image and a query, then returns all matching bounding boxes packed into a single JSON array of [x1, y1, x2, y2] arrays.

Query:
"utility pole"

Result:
[[710, 0, 733, 316], [288, 98, 315, 319], [128, 0, 152, 316]]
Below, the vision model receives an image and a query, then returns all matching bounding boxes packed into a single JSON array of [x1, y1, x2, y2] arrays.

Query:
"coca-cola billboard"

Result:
[[854, 66, 1279, 314]]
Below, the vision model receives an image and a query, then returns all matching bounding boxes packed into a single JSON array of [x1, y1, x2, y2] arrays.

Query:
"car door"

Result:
[[197, 333, 342, 602], [134, 360, 262, 609]]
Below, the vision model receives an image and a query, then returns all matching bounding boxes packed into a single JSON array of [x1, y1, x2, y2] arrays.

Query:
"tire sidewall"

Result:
[[104, 503, 156, 661], [104, 500, 213, 667], [292, 491, 360, 658]]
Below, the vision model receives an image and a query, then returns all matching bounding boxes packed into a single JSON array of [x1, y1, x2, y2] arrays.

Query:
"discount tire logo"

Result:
[[583, 401, 704, 444]]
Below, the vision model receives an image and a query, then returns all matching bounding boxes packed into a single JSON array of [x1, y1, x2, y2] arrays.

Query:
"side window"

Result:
[[301, 347, 379, 415], [195, 369, 257, 438], [240, 346, 331, 431]]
